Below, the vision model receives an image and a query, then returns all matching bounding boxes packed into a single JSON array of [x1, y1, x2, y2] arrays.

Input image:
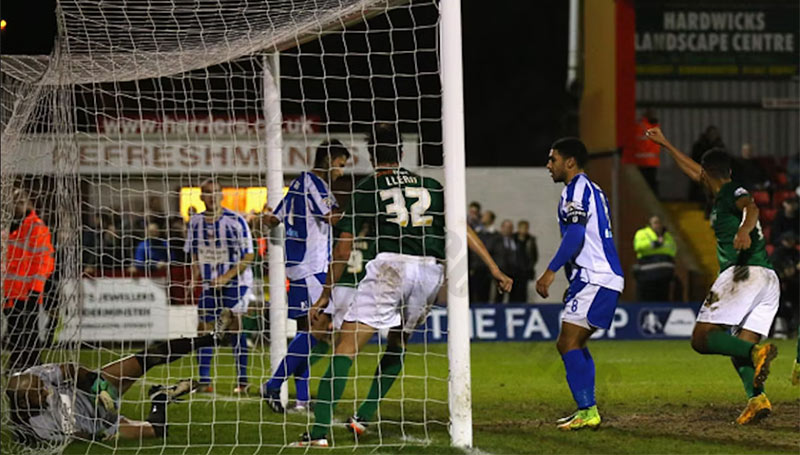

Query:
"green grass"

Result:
[[5, 339, 800, 454]]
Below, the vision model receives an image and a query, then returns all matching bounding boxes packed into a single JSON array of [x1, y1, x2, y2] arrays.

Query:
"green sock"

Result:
[[311, 355, 352, 440], [705, 331, 754, 359], [732, 357, 763, 398], [357, 345, 404, 422], [310, 340, 330, 366]]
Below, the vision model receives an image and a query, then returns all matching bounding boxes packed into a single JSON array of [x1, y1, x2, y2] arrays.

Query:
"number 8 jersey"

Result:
[[338, 167, 445, 260], [558, 172, 624, 292]]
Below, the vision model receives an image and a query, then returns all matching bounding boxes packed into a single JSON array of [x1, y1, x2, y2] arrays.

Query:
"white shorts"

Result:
[[343, 252, 444, 332], [325, 285, 357, 330], [697, 266, 779, 337]]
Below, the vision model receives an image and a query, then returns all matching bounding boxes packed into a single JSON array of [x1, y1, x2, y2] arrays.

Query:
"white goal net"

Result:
[[1, 0, 471, 453]]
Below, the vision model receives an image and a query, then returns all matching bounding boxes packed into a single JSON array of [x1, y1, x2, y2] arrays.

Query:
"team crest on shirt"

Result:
[[320, 196, 335, 208]]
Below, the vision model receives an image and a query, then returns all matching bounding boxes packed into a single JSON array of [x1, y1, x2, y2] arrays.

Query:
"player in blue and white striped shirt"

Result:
[[261, 140, 350, 412], [185, 179, 255, 392], [536, 137, 624, 431]]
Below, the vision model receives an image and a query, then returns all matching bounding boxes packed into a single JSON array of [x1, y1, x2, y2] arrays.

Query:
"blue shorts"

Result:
[[287, 272, 326, 320], [198, 285, 250, 323], [562, 280, 620, 330]]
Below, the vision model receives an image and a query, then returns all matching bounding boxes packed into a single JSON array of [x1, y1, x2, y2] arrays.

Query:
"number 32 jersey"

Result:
[[337, 167, 445, 260], [558, 173, 624, 292]]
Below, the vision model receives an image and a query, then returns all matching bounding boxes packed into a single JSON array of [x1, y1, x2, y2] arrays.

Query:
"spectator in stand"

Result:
[[468, 201, 483, 232], [624, 108, 661, 194], [732, 143, 770, 191], [771, 196, 799, 246], [515, 220, 538, 302], [787, 154, 799, 189], [167, 216, 188, 265], [470, 210, 502, 303], [98, 213, 125, 270], [690, 126, 725, 203], [770, 232, 799, 338], [633, 215, 677, 302], [497, 220, 528, 302], [130, 221, 169, 274], [3, 189, 55, 372]]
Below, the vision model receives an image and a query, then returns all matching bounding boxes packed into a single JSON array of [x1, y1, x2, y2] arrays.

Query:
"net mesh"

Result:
[[1, 0, 448, 453]]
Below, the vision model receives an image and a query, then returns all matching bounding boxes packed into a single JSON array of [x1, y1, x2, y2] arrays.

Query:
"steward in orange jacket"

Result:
[[3, 189, 55, 371], [4, 209, 55, 306]]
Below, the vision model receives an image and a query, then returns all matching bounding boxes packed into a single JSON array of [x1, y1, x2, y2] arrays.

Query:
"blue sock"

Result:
[[232, 332, 248, 386], [198, 346, 213, 385], [582, 347, 595, 385], [265, 331, 317, 391], [562, 348, 596, 409], [295, 363, 310, 402]]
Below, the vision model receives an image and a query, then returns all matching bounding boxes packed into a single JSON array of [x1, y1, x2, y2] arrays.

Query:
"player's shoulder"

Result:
[[355, 173, 377, 190], [222, 208, 248, 225], [563, 173, 593, 199], [730, 182, 751, 199], [412, 170, 443, 190], [188, 213, 203, 225]]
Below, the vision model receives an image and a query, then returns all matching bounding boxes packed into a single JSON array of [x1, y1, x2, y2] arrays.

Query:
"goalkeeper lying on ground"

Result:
[[4, 309, 234, 444]]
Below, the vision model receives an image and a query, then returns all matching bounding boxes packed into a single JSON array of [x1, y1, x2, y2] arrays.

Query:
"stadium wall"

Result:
[[637, 79, 799, 200]]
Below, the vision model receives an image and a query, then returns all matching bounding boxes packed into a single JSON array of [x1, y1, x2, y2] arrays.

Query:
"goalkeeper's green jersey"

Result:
[[709, 181, 772, 273], [336, 167, 446, 260]]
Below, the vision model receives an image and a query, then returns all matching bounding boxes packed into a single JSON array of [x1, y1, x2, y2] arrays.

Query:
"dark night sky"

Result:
[[1, 1, 569, 167]]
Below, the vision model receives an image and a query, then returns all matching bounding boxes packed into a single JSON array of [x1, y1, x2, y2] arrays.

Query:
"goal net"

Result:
[[1, 0, 469, 453]]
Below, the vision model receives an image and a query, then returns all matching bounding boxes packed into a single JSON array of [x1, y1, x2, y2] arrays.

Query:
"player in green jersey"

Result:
[[647, 127, 779, 425], [291, 124, 512, 447]]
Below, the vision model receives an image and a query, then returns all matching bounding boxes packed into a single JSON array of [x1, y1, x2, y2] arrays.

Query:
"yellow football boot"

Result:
[[556, 406, 602, 431], [735, 393, 771, 425]]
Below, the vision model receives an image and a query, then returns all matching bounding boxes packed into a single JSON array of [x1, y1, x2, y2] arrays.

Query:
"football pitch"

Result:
[[12, 339, 800, 454]]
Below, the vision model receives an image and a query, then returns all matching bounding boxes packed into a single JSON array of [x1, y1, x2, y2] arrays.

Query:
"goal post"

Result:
[[441, 0, 473, 448], [1, 0, 473, 451]]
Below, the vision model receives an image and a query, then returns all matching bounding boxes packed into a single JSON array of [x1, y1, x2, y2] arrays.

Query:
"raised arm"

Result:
[[646, 127, 703, 182]]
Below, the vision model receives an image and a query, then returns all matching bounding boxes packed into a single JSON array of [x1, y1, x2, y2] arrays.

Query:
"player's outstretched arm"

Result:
[[466, 225, 513, 294], [645, 127, 703, 182]]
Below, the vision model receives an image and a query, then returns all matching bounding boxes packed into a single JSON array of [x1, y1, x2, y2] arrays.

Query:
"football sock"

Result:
[[295, 364, 310, 403], [562, 349, 596, 409], [311, 355, 353, 440], [357, 344, 404, 421], [731, 357, 763, 398], [704, 331, 754, 359], [232, 332, 248, 386], [134, 334, 215, 373], [310, 340, 330, 366], [198, 347, 213, 385], [266, 331, 317, 391], [581, 346, 595, 393]]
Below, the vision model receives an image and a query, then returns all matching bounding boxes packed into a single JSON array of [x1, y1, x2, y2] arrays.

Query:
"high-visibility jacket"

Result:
[[623, 118, 661, 167], [633, 226, 676, 260], [3, 210, 55, 306]]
